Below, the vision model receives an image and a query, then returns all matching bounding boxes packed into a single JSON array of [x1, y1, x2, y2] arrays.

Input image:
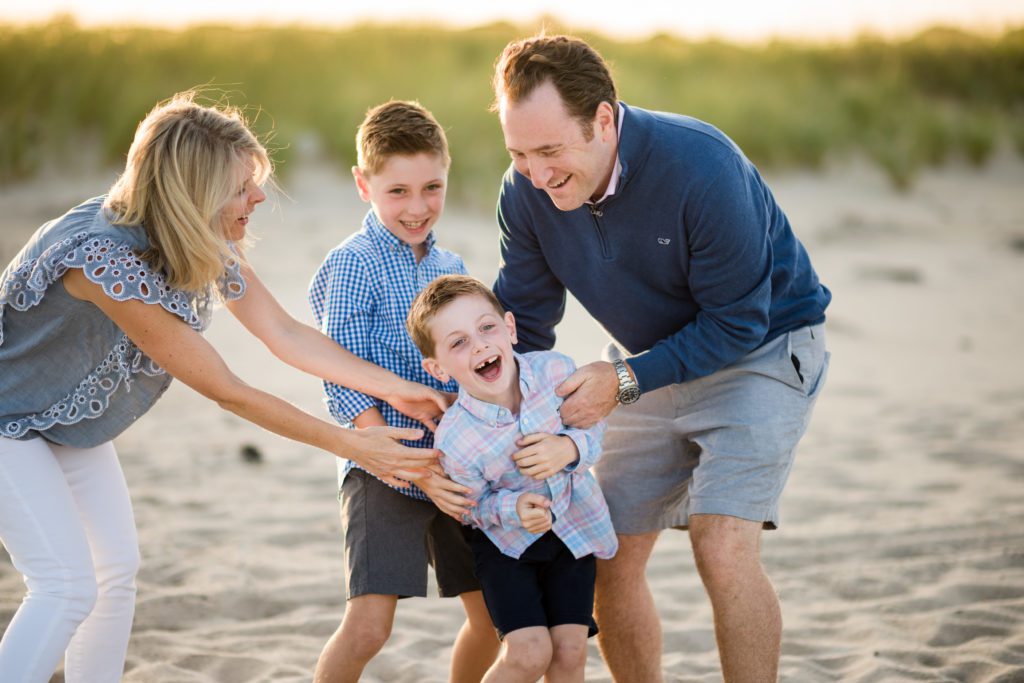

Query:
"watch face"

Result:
[[618, 387, 641, 404]]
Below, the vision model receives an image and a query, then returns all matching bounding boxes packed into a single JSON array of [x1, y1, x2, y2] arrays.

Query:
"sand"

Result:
[[1, 152, 1023, 682]]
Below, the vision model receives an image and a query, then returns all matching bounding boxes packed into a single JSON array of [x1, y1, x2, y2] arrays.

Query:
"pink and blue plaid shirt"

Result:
[[435, 351, 618, 560]]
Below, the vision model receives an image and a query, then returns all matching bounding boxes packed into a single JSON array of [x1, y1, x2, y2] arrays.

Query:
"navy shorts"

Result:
[[468, 529, 598, 640]]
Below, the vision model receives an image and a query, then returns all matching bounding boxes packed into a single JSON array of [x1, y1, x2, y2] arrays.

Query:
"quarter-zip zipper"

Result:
[[588, 203, 612, 259]]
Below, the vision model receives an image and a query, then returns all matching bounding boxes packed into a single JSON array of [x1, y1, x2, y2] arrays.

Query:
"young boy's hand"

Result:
[[512, 433, 579, 480], [516, 492, 552, 534]]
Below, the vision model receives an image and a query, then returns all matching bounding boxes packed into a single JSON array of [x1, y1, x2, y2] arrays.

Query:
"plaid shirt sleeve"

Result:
[[539, 352, 607, 473], [309, 250, 378, 421], [561, 421, 606, 473], [441, 448, 522, 530]]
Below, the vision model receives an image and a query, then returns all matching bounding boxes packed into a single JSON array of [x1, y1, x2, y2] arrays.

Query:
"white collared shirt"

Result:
[[587, 102, 626, 205]]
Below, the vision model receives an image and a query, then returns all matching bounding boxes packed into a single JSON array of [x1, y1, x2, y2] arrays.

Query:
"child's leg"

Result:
[[452, 590, 500, 682], [483, 626, 552, 683], [544, 624, 590, 683], [316, 470, 435, 682], [429, 513, 499, 683], [313, 594, 398, 683]]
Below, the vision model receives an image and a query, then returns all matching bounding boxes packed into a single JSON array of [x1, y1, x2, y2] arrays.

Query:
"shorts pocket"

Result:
[[788, 328, 829, 397]]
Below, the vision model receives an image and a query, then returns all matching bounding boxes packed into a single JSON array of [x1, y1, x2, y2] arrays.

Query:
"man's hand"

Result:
[[417, 462, 475, 521], [512, 433, 579, 480], [555, 361, 620, 428], [516, 492, 552, 534], [385, 380, 456, 432]]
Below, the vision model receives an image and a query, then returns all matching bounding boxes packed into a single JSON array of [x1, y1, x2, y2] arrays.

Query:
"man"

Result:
[[490, 34, 831, 682]]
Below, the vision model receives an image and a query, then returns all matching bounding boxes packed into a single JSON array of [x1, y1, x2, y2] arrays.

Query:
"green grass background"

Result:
[[2, 18, 1022, 204]]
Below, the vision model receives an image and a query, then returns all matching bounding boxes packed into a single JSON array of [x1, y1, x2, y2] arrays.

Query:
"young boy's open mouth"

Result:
[[474, 355, 502, 381]]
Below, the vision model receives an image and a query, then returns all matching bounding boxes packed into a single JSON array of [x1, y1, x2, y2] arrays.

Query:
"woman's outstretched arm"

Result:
[[63, 267, 437, 485], [226, 260, 452, 431]]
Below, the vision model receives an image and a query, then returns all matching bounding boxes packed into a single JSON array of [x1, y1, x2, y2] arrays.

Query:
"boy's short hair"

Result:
[[356, 100, 450, 176], [407, 275, 505, 358], [491, 34, 617, 140]]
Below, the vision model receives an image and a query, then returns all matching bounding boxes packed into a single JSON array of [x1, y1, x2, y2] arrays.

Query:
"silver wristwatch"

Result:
[[612, 359, 641, 404]]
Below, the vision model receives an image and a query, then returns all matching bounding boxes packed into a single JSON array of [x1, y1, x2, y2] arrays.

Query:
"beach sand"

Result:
[[1, 153, 1023, 682]]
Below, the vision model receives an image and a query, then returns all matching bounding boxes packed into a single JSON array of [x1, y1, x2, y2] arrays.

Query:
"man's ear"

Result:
[[505, 311, 518, 346], [422, 357, 449, 383], [352, 166, 372, 202], [595, 100, 616, 142]]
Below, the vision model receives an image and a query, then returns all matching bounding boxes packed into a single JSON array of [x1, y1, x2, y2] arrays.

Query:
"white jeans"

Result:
[[0, 437, 140, 683]]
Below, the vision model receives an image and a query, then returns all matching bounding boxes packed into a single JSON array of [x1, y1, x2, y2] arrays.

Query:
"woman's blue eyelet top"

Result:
[[0, 196, 246, 448]]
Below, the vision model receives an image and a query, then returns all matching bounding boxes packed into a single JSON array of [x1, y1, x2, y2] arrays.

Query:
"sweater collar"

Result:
[[610, 102, 652, 201]]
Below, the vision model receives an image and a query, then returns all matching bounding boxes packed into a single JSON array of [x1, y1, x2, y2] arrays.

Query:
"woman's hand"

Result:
[[385, 381, 455, 433], [344, 426, 439, 488], [416, 462, 475, 520]]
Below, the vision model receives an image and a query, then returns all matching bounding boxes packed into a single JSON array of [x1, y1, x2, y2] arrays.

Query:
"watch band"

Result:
[[612, 359, 641, 404]]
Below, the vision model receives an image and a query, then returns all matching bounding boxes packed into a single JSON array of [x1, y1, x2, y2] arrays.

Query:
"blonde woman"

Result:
[[0, 92, 448, 683]]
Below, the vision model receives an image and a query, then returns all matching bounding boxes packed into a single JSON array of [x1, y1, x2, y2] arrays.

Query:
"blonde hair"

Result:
[[407, 275, 505, 358], [356, 100, 450, 177], [104, 91, 272, 293]]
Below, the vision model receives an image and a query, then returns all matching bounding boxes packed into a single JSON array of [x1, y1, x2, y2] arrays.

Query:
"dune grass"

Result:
[[2, 18, 1021, 202]]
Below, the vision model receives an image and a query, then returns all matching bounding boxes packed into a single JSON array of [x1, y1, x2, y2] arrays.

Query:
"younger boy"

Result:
[[407, 274, 618, 683], [308, 102, 497, 683]]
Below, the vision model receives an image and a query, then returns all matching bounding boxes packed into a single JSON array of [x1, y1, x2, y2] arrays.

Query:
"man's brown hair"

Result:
[[356, 100, 450, 176], [492, 34, 617, 139], [407, 275, 505, 358]]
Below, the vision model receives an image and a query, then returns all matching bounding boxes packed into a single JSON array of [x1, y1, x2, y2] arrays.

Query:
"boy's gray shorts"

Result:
[[596, 323, 830, 534], [340, 469, 480, 599]]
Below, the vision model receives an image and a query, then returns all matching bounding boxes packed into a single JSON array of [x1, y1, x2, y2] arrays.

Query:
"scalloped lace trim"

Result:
[[1, 333, 163, 439], [1, 231, 246, 438]]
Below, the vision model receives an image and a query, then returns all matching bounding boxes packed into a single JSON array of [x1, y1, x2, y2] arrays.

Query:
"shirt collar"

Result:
[[363, 210, 436, 255], [586, 102, 626, 205], [455, 352, 535, 426]]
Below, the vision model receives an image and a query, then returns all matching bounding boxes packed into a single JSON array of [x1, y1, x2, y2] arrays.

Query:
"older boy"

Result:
[[408, 274, 617, 683], [308, 102, 497, 683]]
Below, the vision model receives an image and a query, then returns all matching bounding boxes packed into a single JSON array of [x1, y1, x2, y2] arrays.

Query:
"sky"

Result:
[[4, 0, 1023, 42]]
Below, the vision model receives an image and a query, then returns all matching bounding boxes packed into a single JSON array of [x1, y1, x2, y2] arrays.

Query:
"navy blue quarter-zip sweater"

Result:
[[493, 103, 831, 393]]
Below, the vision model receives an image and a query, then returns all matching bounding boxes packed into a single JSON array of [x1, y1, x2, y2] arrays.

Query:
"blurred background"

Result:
[[3, 5, 1024, 682], [1, 1, 1023, 207]]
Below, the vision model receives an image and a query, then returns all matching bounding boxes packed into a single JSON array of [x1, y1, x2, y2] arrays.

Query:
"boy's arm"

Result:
[[308, 252, 383, 423], [353, 407, 387, 429], [440, 450, 524, 530], [558, 420, 607, 472], [232, 256, 447, 429], [513, 352, 607, 478], [512, 421, 606, 478]]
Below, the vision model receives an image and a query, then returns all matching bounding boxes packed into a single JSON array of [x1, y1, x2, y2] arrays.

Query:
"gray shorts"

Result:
[[340, 468, 480, 599], [596, 323, 829, 534]]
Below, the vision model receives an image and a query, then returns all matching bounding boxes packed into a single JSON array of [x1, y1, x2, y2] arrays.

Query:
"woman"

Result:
[[0, 92, 447, 682]]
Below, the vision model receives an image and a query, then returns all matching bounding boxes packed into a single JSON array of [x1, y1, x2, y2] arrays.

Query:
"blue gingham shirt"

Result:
[[435, 351, 618, 560], [308, 210, 466, 500]]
